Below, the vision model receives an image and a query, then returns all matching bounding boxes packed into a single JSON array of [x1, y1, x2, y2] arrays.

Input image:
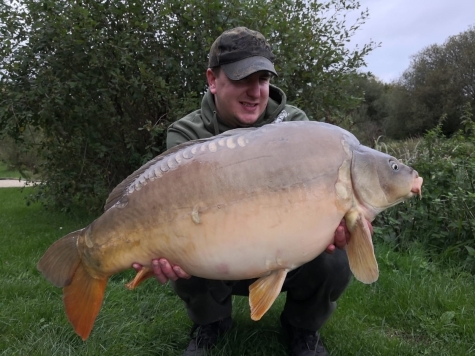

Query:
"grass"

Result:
[[0, 160, 23, 179], [1, 187, 474, 355]]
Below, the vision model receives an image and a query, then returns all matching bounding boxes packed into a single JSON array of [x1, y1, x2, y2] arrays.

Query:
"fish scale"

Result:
[[128, 134, 249, 196]]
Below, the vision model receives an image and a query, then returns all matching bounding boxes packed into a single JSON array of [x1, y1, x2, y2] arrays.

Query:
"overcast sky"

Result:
[[347, 0, 475, 83]]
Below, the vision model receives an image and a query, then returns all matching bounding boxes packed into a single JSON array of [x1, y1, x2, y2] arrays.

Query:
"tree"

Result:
[[343, 74, 390, 145], [384, 26, 475, 138], [0, 0, 376, 211]]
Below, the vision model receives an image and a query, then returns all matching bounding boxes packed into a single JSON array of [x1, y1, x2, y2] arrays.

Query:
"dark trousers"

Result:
[[171, 249, 351, 331]]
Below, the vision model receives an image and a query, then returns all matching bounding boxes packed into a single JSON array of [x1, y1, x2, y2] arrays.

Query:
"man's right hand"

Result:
[[132, 258, 191, 285]]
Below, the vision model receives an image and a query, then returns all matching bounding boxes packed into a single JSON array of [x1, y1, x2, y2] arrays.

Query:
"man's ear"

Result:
[[206, 68, 217, 94]]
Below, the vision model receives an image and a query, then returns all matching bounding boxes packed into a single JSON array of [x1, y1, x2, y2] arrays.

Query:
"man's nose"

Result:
[[246, 79, 260, 98]]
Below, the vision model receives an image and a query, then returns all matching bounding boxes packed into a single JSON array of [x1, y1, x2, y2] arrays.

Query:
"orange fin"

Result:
[[345, 210, 379, 284], [37, 230, 82, 287], [249, 269, 287, 321], [63, 263, 108, 341], [125, 267, 155, 290]]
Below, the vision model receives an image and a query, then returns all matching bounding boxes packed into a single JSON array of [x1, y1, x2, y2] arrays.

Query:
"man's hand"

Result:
[[132, 258, 191, 285], [325, 219, 373, 254]]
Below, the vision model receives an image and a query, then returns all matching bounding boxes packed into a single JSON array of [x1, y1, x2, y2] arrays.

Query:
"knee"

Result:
[[293, 249, 351, 298], [323, 249, 351, 297]]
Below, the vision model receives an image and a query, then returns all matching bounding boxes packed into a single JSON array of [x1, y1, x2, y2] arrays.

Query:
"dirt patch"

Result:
[[0, 179, 34, 188]]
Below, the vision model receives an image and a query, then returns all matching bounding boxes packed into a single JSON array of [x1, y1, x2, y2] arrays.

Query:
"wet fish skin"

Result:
[[37, 121, 423, 340]]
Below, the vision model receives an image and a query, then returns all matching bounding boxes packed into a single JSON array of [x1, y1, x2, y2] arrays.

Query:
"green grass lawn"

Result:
[[1, 187, 474, 355], [0, 160, 23, 179]]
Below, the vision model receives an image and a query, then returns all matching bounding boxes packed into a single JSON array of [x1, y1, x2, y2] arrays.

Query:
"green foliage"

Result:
[[0, 0, 376, 211], [263, 1, 375, 122], [0, 127, 41, 178], [374, 104, 475, 271], [342, 74, 390, 145], [346, 26, 475, 141], [384, 25, 475, 139], [0, 160, 21, 179]]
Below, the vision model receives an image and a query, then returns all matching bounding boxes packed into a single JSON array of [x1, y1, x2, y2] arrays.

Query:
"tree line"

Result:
[[349, 25, 475, 143]]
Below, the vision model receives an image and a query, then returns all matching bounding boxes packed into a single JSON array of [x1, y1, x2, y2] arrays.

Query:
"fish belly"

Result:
[[165, 188, 345, 280]]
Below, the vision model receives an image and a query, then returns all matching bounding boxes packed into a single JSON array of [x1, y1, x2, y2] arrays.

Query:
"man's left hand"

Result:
[[325, 219, 373, 254], [132, 259, 191, 285]]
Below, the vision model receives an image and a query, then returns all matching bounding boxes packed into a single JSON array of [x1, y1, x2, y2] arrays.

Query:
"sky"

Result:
[[347, 0, 475, 83]]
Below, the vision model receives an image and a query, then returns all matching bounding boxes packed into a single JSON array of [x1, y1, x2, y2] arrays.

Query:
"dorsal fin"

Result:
[[103, 128, 258, 211]]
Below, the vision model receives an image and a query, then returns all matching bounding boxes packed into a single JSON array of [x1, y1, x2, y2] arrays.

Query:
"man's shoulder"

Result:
[[167, 110, 213, 148], [277, 104, 309, 123], [172, 109, 205, 125]]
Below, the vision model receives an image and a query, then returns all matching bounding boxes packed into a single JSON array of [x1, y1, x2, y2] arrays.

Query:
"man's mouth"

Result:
[[241, 102, 258, 108]]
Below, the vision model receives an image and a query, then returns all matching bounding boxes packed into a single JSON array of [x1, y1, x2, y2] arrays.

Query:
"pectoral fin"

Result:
[[345, 210, 379, 284], [249, 269, 287, 321], [125, 267, 155, 290]]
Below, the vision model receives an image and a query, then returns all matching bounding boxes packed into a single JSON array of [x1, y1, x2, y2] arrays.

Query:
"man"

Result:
[[134, 27, 356, 356]]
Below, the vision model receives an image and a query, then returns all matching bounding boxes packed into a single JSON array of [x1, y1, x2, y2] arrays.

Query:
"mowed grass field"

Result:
[[1, 187, 474, 355], [0, 161, 23, 179]]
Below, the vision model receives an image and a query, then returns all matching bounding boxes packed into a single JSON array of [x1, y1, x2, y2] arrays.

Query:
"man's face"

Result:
[[207, 69, 271, 128]]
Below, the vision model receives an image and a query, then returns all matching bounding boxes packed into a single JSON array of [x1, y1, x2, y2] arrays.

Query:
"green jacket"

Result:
[[166, 84, 308, 149]]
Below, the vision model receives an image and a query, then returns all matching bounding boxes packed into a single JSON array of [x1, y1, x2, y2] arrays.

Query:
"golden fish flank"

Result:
[[37, 121, 423, 341]]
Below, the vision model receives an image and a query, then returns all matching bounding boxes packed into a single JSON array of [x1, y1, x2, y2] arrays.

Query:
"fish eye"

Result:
[[391, 162, 399, 171]]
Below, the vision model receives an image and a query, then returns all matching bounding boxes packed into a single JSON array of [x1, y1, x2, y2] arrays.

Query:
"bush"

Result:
[[0, 129, 41, 178], [374, 104, 475, 271]]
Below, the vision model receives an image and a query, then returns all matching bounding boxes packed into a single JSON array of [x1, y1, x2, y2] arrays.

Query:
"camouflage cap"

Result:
[[208, 27, 277, 80]]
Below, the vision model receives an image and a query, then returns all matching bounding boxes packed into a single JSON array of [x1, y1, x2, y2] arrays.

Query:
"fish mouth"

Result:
[[410, 176, 423, 198]]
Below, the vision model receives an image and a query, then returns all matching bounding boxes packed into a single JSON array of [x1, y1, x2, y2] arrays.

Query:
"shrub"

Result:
[[0, 129, 41, 178], [375, 104, 475, 270]]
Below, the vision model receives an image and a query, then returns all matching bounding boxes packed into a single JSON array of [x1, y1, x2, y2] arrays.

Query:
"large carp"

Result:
[[38, 121, 423, 340]]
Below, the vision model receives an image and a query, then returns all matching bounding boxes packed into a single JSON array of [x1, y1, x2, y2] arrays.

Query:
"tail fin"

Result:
[[37, 229, 108, 340], [37, 230, 82, 287], [63, 263, 108, 340]]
